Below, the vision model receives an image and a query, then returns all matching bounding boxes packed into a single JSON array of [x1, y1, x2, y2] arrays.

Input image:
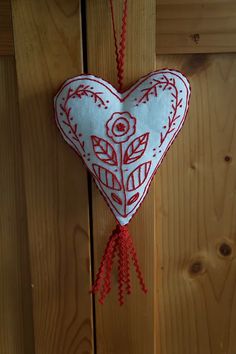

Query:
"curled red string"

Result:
[[91, 224, 147, 305], [109, 0, 128, 91]]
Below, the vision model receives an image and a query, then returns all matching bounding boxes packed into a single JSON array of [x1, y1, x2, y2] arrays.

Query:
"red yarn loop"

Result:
[[91, 224, 147, 305], [109, 0, 128, 91]]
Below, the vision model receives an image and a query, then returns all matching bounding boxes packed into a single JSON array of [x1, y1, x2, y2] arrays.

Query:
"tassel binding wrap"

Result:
[[91, 225, 147, 305]]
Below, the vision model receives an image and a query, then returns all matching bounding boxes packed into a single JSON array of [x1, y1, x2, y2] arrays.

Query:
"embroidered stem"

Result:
[[119, 143, 127, 216], [91, 224, 147, 305]]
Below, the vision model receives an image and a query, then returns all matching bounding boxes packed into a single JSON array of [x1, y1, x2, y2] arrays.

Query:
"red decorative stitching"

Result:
[[137, 77, 170, 104], [92, 164, 121, 190], [60, 90, 85, 152], [60, 85, 107, 152], [136, 75, 182, 147], [54, 69, 191, 225], [116, 122, 126, 131], [123, 133, 149, 164], [106, 111, 136, 143], [119, 143, 127, 215], [112, 118, 130, 137], [127, 192, 139, 205], [72, 84, 106, 107], [159, 79, 182, 147], [91, 135, 118, 166], [126, 161, 152, 191], [111, 193, 122, 205]]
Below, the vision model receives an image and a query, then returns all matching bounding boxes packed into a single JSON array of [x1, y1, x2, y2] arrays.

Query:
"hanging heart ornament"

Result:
[[54, 69, 191, 226]]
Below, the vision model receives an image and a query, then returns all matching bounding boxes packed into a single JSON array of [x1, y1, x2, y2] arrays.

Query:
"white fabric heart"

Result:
[[54, 69, 190, 225]]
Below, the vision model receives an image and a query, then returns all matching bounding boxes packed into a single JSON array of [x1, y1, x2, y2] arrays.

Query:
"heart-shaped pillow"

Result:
[[54, 69, 190, 225]]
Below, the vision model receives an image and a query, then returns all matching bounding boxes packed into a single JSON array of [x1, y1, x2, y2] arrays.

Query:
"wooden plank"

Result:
[[86, 1, 158, 353], [155, 53, 236, 353], [156, 2, 236, 54], [0, 57, 34, 353], [11, 1, 94, 353], [0, 0, 14, 55]]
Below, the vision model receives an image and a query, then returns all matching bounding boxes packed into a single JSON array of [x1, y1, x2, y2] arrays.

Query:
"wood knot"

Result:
[[190, 163, 197, 170], [181, 54, 211, 77], [218, 242, 232, 257], [224, 155, 232, 163], [190, 33, 200, 44], [189, 260, 205, 277]]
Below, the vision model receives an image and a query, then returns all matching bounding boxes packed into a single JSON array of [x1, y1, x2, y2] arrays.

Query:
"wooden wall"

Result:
[[0, 0, 236, 353]]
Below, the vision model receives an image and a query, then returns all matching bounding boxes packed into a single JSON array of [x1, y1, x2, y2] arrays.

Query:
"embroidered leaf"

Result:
[[127, 192, 139, 206], [126, 161, 151, 191], [111, 193, 122, 205], [124, 133, 149, 164], [91, 135, 118, 166], [93, 164, 121, 190]]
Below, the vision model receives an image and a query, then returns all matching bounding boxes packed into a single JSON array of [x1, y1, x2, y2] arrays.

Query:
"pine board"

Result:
[[86, 1, 158, 353], [156, 53, 236, 354], [156, 2, 236, 54], [11, 1, 93, 353], [0, 57, 34, 354], [2, 1, 236, 354], [0, 0, 14, 55]]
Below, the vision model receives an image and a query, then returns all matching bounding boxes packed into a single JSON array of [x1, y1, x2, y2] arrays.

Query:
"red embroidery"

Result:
[[111, 193, 122, 205], [71, 84, 107, 107], [116, 122, 126, 131], [55, 70, 191, 224], [59, 85, 108, 153], [91, 135, 118, 166], [159, 83, 182, 147], [127, 192, 139, 206], [126, 161, 152, 191], [123, 133, 149, 164], [106, 112, 136, 143], [136, 75, 183, 148], [119, 143, 127, 216], [55, 69, 191, 306], [59, 89, 85, 152], [92, 164, 121, 190], [137, 75, 172, 104]]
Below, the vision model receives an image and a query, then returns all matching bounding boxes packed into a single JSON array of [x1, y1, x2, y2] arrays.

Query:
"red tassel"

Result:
[[91, 224, 147, 305]]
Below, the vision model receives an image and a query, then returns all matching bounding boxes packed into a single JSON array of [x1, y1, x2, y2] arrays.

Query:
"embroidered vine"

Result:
[[136, 75, 183, 147], [60, 85, 107, 152]]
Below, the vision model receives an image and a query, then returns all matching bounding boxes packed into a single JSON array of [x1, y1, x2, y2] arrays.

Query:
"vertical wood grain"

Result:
[[86, 1, 158, 353], [11, 1, 93, 353], [0, 57, 34, 353], [0, 0, 14, 55], [156, 2, 236, 54], [155, 53, 236, 354]]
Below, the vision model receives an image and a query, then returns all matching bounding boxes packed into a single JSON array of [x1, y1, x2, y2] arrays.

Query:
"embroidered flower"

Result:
[[106, 112, 136, 143]]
